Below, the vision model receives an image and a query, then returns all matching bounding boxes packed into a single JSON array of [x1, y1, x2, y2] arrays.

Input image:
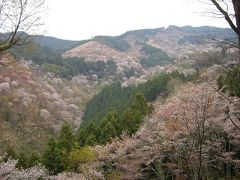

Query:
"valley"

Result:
[[0, 25, 240, 179]]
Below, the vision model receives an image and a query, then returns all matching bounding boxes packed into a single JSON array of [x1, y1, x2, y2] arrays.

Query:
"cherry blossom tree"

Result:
[[150, 83, 240, 179]]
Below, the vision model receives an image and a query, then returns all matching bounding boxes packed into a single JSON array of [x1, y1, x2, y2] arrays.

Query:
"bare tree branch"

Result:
[[210, 0, 238, 35], [0, 0, 46, 52]]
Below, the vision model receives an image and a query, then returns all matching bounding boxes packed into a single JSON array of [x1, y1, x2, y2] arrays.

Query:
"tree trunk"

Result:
[[226, 141, 231, 180], [198, 144, 202, 180], [232, 0, 240, 62], [197, 135, 203, 180]]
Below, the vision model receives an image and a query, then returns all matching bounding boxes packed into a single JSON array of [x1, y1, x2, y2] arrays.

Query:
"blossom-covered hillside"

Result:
[[0, 25, 239, 179], [93, 80, 240, 179], [0, 53, 101, 152]]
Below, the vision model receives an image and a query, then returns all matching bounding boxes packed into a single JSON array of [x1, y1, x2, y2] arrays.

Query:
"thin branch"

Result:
[[210, 0, 239, 36]]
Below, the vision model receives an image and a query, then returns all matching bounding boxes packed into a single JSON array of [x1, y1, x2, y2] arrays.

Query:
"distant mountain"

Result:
[[6, 25, 236, 81], [119, 25, 235, 42], [33, 35, 89, 51], [62, 25, 236, 77], [7, 26, 235, 81], [119, 27, 165, 41], [181, 26, 235, 39], [0, 25, 237, 155], [0, 32, 84, 51]]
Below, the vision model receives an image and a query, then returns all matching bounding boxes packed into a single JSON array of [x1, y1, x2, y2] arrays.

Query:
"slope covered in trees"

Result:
[[78, 92, 152, 146], [93, 36, 131, 52], [140, 43, 174, 67], [0, 19, 239, 179], [2, 78, 240, 179], [93, 82, 240, 179], [218, 65, 240, 97], [11, 45, 118, 79], [82, 71, 196, 126]]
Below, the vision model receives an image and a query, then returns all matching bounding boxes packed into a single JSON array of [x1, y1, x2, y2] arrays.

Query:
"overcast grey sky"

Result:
[[44, 0, 229, 40]]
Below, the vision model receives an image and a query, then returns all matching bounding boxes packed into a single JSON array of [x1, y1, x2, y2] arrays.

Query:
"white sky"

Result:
[[44, 0, 230, 40]]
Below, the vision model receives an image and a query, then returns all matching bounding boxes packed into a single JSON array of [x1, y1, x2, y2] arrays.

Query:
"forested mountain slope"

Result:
[[0, 25, 239, 179]]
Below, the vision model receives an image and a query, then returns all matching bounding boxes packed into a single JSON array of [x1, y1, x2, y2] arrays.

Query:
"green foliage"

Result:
[[83, 72, 190, 125], [224, 66, 240, 97], [0, 97, 13, 122], [217, 75, 225, 90], [30, 45, 62, 65], [78, 122, 98, 146], [131, 92, 152, 116], [12, 44, 118, 78], [42, 63, 63, 75], [120, 92, 152, 134], [105, 170, 122, 180], [217, 65, 240, 97], [94, 36, 130, 52], [10, 36, 82, 57], [82, 82, 134, 125], [140, 43, 174, 67], [28, 151, 41, 167], [141, 43, 161, 55], [69, 147, 96, 171], [42, 123, 76, 174], [42, 138, 68, 174], [42, 123, 95, 174], [0, 110, 11, 121], [4, 146, 41, 169], [60, 57, 117, 78], [78, 112, 120, 146], [4, 145, 17, 160], [57, 122, 76, 153], [98, 111, 122, 143], [33, 36, 83, 51], [78, 92, 152, 146], [79, 71, 195, 146], [139, 73, 170, 101], [16, 152, 28, 169]]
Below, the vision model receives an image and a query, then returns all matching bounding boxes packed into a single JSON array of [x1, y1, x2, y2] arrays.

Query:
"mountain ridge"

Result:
[[61, 25, 235, 77], [12, 25, 234, 51]]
